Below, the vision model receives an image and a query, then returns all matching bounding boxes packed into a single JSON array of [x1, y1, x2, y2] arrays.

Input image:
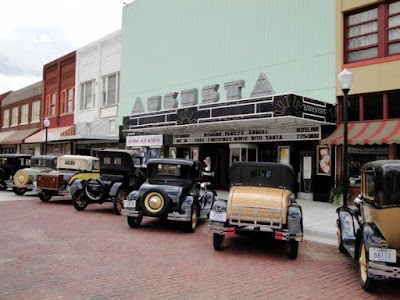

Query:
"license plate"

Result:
[[124, 200, 136, 209], [210, 211, 227, 222], [369, 247, 397, 263]]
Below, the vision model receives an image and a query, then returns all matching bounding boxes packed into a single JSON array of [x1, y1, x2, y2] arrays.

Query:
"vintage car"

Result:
[[0, 154, 32, 190], [337, 160, 400, 292], [208, 162, 303, 259], [12, 155, 58, 195], [121, 158, 216, 232], [70, 149, 145, 215], [36, 155, 99, 202]]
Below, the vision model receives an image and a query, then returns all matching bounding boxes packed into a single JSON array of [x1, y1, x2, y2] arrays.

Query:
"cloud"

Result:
[[0, 0, 124, 94]]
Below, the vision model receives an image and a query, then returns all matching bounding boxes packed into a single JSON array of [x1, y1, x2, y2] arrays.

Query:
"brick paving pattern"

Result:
[[0, 199, 399, 300]]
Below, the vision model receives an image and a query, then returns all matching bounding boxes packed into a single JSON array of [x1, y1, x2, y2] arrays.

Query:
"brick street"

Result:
[[0, 198, 399, 300]]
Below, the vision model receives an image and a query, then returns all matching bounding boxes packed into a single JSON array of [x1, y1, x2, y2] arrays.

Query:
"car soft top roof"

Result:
[[362, 160, 400, 174], [31, 155, 58, 160], [230, 161, 294, 189], [99, 149, 142, 158], [147, 158, 199, 167], [0, 154, 32, 158]]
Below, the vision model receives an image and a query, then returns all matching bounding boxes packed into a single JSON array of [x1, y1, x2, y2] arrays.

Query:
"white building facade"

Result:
[[74, 30, 122, 155]]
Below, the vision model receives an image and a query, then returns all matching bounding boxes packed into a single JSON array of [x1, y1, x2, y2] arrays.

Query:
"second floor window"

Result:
[[21, 104, 29, 124], [80, 81, 95, 110], [345, 1, 400, 63], [2, 109, 9, 128], [31, 100, 40, 122], [102, 73, 120, 106], [61, 88, 74, 114], [11, 107, 18, 126], [45, 93, 57, 116]]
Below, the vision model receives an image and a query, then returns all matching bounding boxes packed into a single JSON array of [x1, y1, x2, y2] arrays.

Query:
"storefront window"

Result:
[[388, 92, 400, 119], [364, 94, 383, 120]]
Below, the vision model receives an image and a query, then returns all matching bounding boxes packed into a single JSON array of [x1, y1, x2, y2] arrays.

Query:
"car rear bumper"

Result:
[[208, 224, 303, 241], [369, 261, 400, 279], [121, 208, 190, 222]]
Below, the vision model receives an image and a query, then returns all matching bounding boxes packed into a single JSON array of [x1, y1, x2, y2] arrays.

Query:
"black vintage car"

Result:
[[0, 154, 32, 190], [12, 155, 57, 195], [121, 158, 216, 232], [208, 162, 303, 259], [337, 160, 400, 292], [70, 149, 146, 215]]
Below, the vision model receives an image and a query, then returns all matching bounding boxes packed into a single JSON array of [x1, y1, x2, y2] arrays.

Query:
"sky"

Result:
[[0, 0, 130, 95]]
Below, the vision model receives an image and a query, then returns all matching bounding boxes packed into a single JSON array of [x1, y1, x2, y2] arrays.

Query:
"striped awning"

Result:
[[320, 120, 400, 145], [25, 126, 75, 143]]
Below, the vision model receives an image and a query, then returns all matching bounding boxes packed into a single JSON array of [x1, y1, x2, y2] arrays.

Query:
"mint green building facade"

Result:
[[120, 0, 336, 116], [119, 0, 336, 196]]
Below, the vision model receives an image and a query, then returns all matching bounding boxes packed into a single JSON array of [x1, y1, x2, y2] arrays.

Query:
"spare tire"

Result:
[[14, 170, 30, 187], [139, 189, 171, 218], [84, 178, 108, 202]]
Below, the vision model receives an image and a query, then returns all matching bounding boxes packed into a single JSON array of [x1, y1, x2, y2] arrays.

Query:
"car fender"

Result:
[[180, 195, 195, 215], [337, 207, 358, 244], [287, 204, 303, 234], [200, 190, 215, 211], [109, 182, 124, 197], [69, 179, 85, 195], [360, 223, 386, 252]]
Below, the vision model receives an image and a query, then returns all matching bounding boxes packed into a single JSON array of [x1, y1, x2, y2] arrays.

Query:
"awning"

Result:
[[320, 120, 400, 145], [25, 126, 75, 143], [0, 128, 40, 144], [0, 131, 16, 143]]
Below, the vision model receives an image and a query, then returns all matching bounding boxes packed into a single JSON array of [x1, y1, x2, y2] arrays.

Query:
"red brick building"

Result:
[[25, 51, 76, 154], [0, 83, 42, 154]]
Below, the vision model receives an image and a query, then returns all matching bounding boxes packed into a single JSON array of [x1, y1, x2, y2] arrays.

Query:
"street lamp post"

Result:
[[338, 69, 353, 208], [43, 118, 50, 155]]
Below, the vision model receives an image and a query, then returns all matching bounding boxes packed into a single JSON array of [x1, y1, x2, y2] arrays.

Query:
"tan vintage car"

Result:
[[208, 162, 303, 259], [36, 155, 99, 202], [337, 160, 400, 292]]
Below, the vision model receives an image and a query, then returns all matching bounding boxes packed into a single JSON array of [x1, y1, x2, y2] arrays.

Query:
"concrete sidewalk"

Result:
[[215, 190, 338, 245]]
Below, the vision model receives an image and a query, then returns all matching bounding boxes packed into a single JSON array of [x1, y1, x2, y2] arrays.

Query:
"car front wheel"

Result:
[[38, 191, 52, 202], [359, 239, 376, 292], [13, 187, 27, 195], [0, 181, 7, 190], [213, 233, 224, 251], [72, 190, 88, 211], [113, 189, 128, 215], [127, 215, 143, 228], [185, 205, 198, 233]]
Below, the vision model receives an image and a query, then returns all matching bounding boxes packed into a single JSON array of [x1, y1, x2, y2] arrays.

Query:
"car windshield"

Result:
[[380, 169, 400, 206], [148, 163, 192, 180]]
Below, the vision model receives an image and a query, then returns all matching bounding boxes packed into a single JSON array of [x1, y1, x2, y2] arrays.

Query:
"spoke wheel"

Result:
[[358, 239, 376, 292], [72, 190, 88, 211], [213, 233, 224, 251], [113, 189, 128, 215], [127, 215, 143, 228]]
